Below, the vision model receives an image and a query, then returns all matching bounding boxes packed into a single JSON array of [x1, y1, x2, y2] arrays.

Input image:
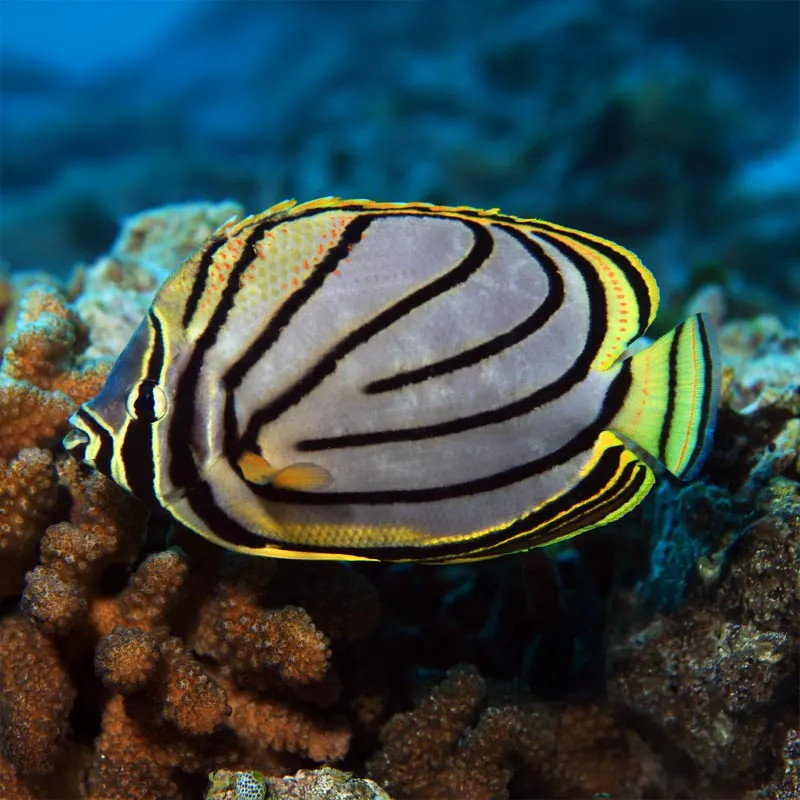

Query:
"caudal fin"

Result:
[[612, 313, 719, 480]]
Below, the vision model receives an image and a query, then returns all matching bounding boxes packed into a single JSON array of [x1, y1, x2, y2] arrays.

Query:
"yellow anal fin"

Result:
[[612, 313, 720, 480]]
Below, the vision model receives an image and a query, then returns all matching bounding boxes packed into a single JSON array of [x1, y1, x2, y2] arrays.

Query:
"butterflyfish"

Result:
[[64, 199, 719, 564]]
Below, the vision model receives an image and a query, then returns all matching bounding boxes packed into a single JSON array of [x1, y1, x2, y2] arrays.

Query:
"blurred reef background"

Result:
[[0, 1, 798, 798]]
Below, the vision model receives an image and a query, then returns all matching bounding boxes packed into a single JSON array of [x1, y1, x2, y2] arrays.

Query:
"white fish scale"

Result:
[[249, 234, 599, 484], [231, 215, 476, 439], [262, 449, 594, 541], [260, 365, 616, 493]]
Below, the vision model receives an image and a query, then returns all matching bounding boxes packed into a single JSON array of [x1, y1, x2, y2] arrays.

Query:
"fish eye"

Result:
[[63, 428, 89, 461], [126, 380, 168, 423]]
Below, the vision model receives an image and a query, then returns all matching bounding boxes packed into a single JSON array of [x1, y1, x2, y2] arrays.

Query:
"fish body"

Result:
[[66, 199, 719, 563]]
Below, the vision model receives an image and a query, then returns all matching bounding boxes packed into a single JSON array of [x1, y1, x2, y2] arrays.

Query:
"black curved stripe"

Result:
[[259, 363, 631, 506], [186, 481, 271, 549], [295, 229, 606, 453], [120, 313, 165, 501], [181, 235, 229, 329], [467, 458, 647, 560], [364, 225, 565, 395], [76, 407, 114, 478], [183, 442, 626, 561], [224, 214, 376, 392], [681, 315, 714, 477], [221, 214, 377, 466], [168, 214, 293, 490], [658, 322, 682, 464], [324, 205, 652, 341], [238, 218, 495, 452], [529, 220, 652, 338]]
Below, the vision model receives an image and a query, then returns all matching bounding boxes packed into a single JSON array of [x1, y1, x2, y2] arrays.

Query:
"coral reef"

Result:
[[0, 204, 381, 799], [1, 202, 798, 798], [367, 664, 664, 800], [206, 766, 392, 800], [0, 615, 75, 776]]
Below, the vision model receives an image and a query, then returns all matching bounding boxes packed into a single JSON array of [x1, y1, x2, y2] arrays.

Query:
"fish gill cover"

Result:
[[0, 1, 798, 798]]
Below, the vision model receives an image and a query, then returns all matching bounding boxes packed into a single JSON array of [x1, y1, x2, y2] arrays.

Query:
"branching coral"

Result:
[[367, 665, 664, 800], [1, 284, 109, 404], [0, 615, 75, 776], [0, 448, 58, 598], [21, 461, 147, 636], [191, 559, 332, 687], [2, 202, 797, 798]]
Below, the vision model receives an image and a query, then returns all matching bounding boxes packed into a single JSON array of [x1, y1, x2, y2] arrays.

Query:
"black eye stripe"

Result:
[[127, 379, 165, 424], [133, 383, 156, 420]]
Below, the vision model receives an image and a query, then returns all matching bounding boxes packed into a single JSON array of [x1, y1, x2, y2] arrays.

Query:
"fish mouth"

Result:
[[63, 428, 90, 462]]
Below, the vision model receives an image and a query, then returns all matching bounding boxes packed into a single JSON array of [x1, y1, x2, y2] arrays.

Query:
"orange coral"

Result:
[[192, 559, 332, 686], [89, 547, 189, 637], [87, 694, 194, 800], [153, 636, 231, 736], [0, 752, 37, 800], [224, 677, 351, 763], [1, 284, 110, 405], [95, 627, 163, 693], [367, 665, 663, 800], [0, 615, 75, 776], [22, 464, 146, 636], [0, 381, 75, 460], [0, 448, 58, 598]]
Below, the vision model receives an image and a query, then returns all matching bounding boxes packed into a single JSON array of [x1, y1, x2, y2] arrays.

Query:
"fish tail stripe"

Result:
[[363, 224, 566, 395], [297, 228, 607, 453], [662, 314, 718, 478], [181, 236, 228, 329], [658, 324, 682, 464], [612, 314, 718, 480], [681, 314, 718, 479], [240, 219, 495, 447], [75, 406, 114, 478], [263, 363, 631, 506]]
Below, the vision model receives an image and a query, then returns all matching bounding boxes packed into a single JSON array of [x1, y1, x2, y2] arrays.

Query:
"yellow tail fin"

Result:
[[612, 313, 719, 480]]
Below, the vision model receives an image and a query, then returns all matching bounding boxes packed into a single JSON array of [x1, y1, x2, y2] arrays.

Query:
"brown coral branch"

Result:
[[191, 559, 332, 687], [0, 381, 75, 460], [0, 615, 75, 776], [0, 447, 58, 598]]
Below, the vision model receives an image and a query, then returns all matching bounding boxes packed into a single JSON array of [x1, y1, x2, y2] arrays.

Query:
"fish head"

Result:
[[64, 314, 170, 497]]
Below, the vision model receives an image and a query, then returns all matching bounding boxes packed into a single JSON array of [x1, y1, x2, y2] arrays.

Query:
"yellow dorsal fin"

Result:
[[272, 463, 333, 491]]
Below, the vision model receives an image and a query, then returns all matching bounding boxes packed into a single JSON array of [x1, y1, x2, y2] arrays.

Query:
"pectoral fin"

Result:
[[238, 451, 276, 485], [238, 450, 332, 491], [272, 463, 333, 491]]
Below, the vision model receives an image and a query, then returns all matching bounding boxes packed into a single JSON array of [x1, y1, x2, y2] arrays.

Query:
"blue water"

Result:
[[1, 0, 798, 307]]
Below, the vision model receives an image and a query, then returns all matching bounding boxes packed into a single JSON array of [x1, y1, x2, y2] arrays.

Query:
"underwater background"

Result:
[[0, 1, 799, 798]]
